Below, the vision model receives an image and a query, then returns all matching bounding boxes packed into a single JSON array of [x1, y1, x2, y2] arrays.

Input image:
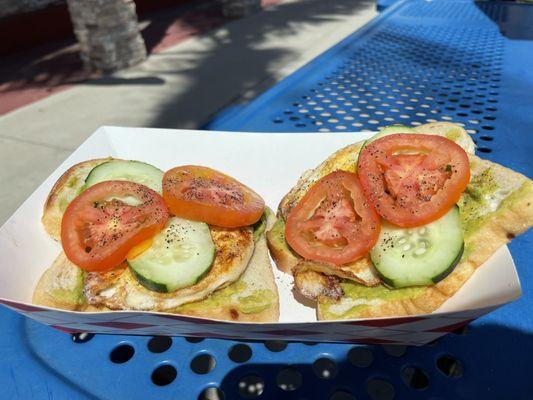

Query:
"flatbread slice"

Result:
[[268, 122, 476, 286], [37, 156, 279, 321], [311, 154, 532, 320], [266, 122, 533, 319], [32, 252, 85, 311], [317, 161, 532, 319], [83, 225, 255, 311], [174, 211, 279, 321], [42, 158, 110, 240], [33, 214, 279, 322]]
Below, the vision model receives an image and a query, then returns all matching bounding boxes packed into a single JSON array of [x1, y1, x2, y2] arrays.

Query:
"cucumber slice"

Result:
[[128, 217, 215, 292], [370, 207, 464, 288], [373, 124, 416, 139], [361, 124, 416, 149], [358, 125, 417, 163], [85, 160, 163, 193]]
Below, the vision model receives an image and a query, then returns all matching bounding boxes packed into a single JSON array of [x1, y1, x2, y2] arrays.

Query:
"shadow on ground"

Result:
[[0, 0, 372, 124], [84, 76, 165, 86], [0, 0, 222, 93], [211, 323, 533, 400], [141, 0, 228, 54], [143, 0, 374, 128]]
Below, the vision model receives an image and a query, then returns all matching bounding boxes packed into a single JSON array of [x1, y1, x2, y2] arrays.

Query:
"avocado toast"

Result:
[[34, 159, 279, 322], [267, 122, 533, 320]]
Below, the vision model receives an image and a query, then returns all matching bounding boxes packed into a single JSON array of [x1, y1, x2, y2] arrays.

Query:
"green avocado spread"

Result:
[[444, 127, 461, 142], [48, 269, 85, 305], [253, 209, 272, 242], [458, 167, 529, 244], [319, 281, 425, 320], [269, 217, 287, 245], [340, 282, 425, 301], [238, 290, 276, 313], [67, 176, 78, 188], [269, 217, 299, 257], [51, 286, 85, 305], [176, 281, 275, 315], [58, 177, 87, 212], [458, 167, 499, 238]]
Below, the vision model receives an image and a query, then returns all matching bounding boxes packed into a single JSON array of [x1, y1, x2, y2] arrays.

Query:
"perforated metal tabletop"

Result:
[[2, 1, 533, 399]]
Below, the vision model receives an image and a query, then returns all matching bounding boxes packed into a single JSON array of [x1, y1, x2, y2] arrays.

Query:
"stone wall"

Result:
[[0, 0, 64, 19], [67, 0, 146, 72]]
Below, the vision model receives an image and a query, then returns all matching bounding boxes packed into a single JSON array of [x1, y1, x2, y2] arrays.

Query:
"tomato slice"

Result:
[[61, 181, 169, 271], [358, 133, 470, 227], [285, 171, 380, 265], [163, 166, 265, 228]]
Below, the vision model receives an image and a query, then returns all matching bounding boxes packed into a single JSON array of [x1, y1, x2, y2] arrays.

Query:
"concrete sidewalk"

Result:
[[0, 0, 376, 224]]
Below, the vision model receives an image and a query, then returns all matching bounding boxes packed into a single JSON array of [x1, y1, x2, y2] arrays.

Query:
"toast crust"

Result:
[[35, 213, 280, 322], [266, 210, 381, 286], [266, 121, 532, 320], [270, 122, 476, 286], [266, 222, 300, 275], [316, 158, 533, 319], [32, 252, 84, 310], [84, 226, 255, 311], [42, 158, 110, 240]]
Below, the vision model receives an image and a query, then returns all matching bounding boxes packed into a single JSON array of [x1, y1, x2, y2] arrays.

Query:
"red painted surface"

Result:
[[428, 319, 474, 333], [0, 0, 283, 116], [346, 316, 428, 327], [50, 325, 80, 334]]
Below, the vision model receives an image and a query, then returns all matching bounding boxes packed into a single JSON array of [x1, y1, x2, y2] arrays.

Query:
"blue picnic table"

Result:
[[1, 0, 532, 399]]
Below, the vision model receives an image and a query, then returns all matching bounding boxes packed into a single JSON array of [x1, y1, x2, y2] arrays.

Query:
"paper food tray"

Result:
[[0, 127, 521, 345]]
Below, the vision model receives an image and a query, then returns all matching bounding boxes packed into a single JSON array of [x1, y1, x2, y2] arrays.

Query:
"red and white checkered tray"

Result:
[[0, 127, 521, 345]]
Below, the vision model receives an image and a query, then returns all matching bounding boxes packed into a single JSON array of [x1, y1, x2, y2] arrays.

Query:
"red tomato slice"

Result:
[[61, 181, 169, 271], [163, 166, 265, 228], [358, 134, 470, 227], [285, 171, 380, 265]]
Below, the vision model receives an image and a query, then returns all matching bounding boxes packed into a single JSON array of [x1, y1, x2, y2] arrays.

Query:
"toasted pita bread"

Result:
[[36, 156, 279, 321], [32, 252, 85, 310], [173, 211, 279, 321], [266, 122, 533, 319], [83, 225, 255, 311], [42, 158, 111, 240], [317, 164, 532, 320], [34, 222, 279, 322], [268, 122, 476, 286], [34, 214, 279, 322]]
